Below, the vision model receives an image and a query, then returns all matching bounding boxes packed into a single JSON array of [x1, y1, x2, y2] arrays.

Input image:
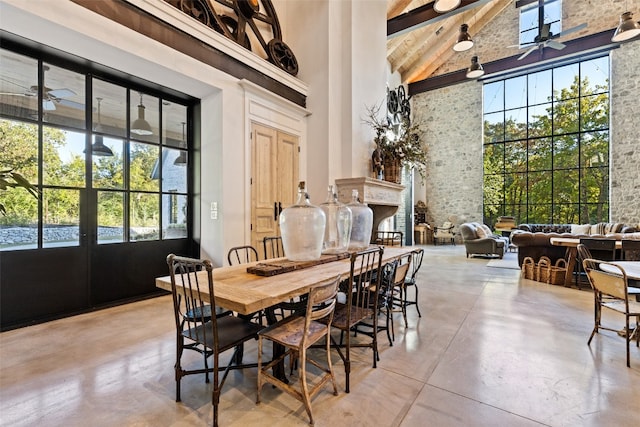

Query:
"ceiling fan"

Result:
[[517, 21, 587, 60], [0, 83, 83, 111]]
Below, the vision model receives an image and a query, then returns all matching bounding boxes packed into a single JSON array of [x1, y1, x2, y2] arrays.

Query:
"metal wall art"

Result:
[[166, 0, 299, 75]]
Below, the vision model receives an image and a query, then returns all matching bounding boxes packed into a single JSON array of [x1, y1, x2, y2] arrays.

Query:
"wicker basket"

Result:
[[521, 257, 536, 280], [536, 256, 551, 283], [547, 258, 567, 286], [383, 158, 402, 184]]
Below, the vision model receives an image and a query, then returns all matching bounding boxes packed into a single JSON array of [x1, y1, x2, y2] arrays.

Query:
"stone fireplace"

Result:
[[334, 177, 405, 238]]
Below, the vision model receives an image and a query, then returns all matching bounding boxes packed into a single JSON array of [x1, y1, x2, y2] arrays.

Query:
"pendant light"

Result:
[[86, 97, 113, 157], [174, 122, 187, 166], [434, 0, 461, 14], [466, 55, 485, 79], [131, 92, 153, 136], [611, 11, 640, 42], [453, 24, 474, 52]]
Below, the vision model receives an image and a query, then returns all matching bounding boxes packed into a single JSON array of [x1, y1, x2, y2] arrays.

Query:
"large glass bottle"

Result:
[[347, 189, 373, 250], [319, 185, 352, 254], [279, 181, 326, 261]]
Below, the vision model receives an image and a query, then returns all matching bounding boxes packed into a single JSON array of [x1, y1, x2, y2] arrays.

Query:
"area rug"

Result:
[[486, 252, 520, 270]]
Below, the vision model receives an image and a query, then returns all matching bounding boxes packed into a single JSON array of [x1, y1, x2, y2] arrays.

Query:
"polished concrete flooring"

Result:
[[1, 245, 639, 427]]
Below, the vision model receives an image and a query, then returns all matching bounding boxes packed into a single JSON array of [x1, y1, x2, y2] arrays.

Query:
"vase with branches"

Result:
[[364, 103, 427, 183]]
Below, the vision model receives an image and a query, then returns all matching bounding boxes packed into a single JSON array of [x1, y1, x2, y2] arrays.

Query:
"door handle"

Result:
[[274, 202, 278, 221]]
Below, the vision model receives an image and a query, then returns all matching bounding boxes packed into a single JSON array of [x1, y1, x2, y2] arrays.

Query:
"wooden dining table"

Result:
[[549, 237, 623, 287], [155, 246, 416, 381], [155, 246, 415, 316]]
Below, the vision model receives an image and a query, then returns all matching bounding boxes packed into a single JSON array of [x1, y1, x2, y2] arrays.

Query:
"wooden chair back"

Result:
[[583, 259, 628, 300]]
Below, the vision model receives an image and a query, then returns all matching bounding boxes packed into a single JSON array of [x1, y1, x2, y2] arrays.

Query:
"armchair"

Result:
[[433, 221, 455, 245], [459, 222, 508, 258]]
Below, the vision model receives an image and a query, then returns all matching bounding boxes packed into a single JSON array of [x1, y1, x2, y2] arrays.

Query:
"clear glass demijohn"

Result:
[[279, 181, 326, 261], [347, 189, 373, 250], [319, 185, 352, 254]]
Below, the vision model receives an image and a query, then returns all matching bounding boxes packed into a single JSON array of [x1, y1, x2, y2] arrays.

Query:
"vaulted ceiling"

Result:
[[386, 0, 623, 86], [387, 0, 515, 84]]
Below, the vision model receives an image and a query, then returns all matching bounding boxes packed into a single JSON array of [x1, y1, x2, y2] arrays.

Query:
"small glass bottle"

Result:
[[347, 189, 373, 250], [319, 185, 352, 254], [279, 181, 326, 261]]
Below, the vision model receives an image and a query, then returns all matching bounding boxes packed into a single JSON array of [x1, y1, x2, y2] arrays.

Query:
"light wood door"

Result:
[[251, 123, 299, 257]]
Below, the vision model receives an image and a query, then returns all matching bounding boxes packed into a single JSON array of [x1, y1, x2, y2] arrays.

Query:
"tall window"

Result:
[[483, 55, 610, 226], [0, 48, 191, 250]]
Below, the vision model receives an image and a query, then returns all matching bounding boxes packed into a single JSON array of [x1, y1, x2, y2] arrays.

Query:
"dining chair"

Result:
[[166, 254, 263, 427], [262, 236, 307, 319], [400, 248, 424, 322], [326, 246, 383, 393], [257, 275, 341, 425], [355, 259, 398, 347], [389, 252, 413, 329], [227, 245, 265, 325], [227, 245, 259, 265], [373, 230, 403, 246], [583, 259, 640, 367], [263, 236, 284, 260]]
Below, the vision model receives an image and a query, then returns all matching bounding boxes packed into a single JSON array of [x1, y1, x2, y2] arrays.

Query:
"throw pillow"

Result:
[[480, 224, 493, 238], [591, 223, 606, 235], [476, 226, 487, 238], [604, 223, 623, 234], [571, 224, 591, 235]]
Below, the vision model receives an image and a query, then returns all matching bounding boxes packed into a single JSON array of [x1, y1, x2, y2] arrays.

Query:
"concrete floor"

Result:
[[1, 245, 639, 427]]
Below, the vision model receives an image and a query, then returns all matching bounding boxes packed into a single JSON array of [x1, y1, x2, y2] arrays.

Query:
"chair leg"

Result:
[[175, 335, 184, 402], [345, 331, 351, 393], [326, 335, 338, 397], [625, 315, 630, 368], [212, 353, 220, 427], [588, 296, 601, 346], [401, 287, 408, 328], [256, 336, 263, 404], [300, 350, 314, 425], [413, 285, 422, 318]]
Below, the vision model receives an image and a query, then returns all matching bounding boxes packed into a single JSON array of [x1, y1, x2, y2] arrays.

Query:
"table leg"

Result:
[[564, 247, 577, 287]]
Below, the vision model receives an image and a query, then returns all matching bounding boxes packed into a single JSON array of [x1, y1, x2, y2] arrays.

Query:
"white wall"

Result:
[[0, 0, 310, 266]]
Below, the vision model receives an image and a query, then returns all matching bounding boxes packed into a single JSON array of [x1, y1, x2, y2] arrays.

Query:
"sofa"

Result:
[[459, 222, 509, 259], [511, 222, 638, 266]]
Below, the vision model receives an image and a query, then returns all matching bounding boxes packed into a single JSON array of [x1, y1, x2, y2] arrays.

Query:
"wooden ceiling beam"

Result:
[[408, 29, 618, 95], [387, 0, 415, 19], [387, 0, 494, 38], [402, 0, 511, 82]]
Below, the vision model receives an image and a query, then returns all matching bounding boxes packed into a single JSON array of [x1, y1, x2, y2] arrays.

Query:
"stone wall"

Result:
[[610, 38, 640, 228], [412, 38, 640, 233], [411, 80, 484, 238]]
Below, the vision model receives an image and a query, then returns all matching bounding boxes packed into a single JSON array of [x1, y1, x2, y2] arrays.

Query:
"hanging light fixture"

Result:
[[131, 92, 153, 135], [453, 24, 474, 52], [434, 0, 461, 14], [611, 11, 640, 42], [86, 97, 113, 157], [174, 122, 187, 166], [466, 55, 485, 79]]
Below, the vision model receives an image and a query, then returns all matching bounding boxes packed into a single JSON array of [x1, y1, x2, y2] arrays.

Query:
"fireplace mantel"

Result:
[[335, 177, 405, 237]]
